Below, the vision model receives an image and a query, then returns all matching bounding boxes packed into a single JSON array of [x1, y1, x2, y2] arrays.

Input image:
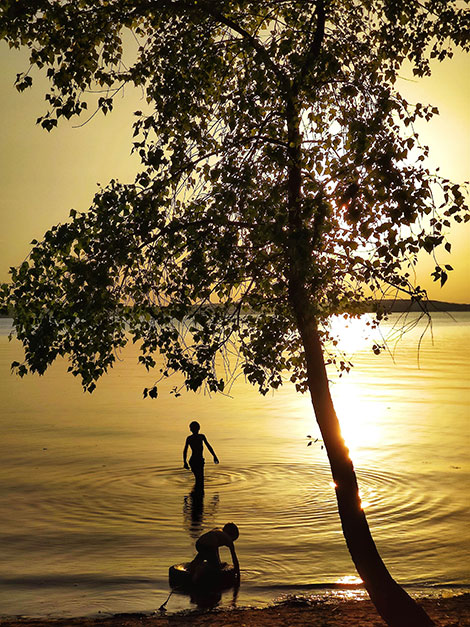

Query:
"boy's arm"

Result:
[[183, 437, 190, 469], [203, 435, 219, 463], [229, 543, 240, 578]]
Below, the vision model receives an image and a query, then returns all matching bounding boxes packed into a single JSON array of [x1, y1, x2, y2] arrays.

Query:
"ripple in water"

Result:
[[10, 460, 453, 544]]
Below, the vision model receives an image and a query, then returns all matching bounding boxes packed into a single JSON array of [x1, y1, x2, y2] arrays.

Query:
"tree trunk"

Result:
[[293, 307, 434, 627], [283, 71, 433, 625]]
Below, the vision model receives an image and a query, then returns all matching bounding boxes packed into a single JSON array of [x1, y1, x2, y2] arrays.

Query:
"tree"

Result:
[[1, 2, 469, 625]]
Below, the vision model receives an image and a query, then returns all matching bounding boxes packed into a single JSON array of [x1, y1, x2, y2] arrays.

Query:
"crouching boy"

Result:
[[190, 523, 240, 580]]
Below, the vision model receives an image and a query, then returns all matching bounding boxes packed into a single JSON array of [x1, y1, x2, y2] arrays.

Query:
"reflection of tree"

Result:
[[183, 490, 219, 540]]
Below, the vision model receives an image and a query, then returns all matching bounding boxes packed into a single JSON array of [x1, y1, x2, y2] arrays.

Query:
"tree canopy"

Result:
[[1, 0, 468, 396]]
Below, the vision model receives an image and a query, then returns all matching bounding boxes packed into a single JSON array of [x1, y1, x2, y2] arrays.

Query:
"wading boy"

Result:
[[183, 421, 219, 490]]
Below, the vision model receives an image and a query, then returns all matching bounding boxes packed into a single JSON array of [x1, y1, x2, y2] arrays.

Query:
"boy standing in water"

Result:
[[183, 421, 219, 489]]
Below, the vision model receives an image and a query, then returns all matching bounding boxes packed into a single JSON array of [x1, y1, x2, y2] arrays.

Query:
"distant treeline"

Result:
[[1, 300, 470, 319], [369, 299, 470, 313]]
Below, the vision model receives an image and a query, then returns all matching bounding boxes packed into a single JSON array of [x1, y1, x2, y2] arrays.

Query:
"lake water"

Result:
[[0, 312, 469, 618]]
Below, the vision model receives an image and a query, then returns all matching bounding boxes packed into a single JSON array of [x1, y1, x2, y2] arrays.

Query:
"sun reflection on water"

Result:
[[325, 314, 391, 463], [331, 377, 388, 462], [336, 575, 363, 586], [328, 313, 378, 354], [332, 575, 365, 600]]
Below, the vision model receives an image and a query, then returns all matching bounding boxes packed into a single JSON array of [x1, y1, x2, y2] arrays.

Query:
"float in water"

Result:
[[169, 561, 237, 590]]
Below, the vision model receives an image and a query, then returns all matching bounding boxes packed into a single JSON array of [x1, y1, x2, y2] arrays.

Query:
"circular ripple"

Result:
[[13, 461, 455, 538]]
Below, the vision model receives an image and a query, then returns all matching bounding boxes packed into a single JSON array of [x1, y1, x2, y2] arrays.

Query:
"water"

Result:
[[0, 312, 469, 617]]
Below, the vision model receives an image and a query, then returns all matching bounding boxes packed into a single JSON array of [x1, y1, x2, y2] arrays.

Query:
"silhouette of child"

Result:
[[190, 523, 240, 579], [183, 421, 219, 489]]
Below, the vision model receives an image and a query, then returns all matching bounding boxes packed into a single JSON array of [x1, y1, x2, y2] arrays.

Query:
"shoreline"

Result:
[[1, 594, 469, 627], [2, 301, 470, 320]]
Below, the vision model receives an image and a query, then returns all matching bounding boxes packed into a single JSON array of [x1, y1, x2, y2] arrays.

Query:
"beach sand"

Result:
[[1, 594, 469, 626]]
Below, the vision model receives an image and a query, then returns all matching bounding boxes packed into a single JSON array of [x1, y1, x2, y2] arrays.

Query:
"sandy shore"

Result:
[[1, 594, 469, 627]]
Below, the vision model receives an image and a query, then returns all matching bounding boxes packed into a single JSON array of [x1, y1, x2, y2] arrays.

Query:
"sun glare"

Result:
[[328, 314, 378, 355]]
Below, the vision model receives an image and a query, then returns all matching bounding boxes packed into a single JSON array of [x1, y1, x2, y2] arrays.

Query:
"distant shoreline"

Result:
[[1, 299, 470, 319], [370, 299, 470, 313]]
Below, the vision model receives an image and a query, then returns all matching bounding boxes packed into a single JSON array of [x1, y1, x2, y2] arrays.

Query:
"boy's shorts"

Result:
[[189, 458, 204, 474]]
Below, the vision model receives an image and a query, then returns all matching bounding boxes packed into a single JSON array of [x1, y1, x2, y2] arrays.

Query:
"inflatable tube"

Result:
[[169, 561, 236, 590]]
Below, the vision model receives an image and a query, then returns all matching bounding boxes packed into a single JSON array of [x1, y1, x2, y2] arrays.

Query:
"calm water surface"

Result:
[[0, 313, 469, 617]]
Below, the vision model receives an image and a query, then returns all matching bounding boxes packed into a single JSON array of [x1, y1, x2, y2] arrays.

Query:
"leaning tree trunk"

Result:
[[293, 306, 434, 627], [283, 69, 433, 625]]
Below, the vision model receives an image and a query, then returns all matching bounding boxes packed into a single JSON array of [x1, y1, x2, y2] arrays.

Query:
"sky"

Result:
[[0, 42, 469, 303]]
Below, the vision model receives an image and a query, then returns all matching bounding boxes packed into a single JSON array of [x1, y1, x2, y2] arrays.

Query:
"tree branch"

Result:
[[293, 0, 326, 95], [201, 4, 291, 94], [125, 0, 291, 95]]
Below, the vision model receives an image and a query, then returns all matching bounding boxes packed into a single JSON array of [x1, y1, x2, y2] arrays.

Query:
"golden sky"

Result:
[[0, 43, 468, 302]]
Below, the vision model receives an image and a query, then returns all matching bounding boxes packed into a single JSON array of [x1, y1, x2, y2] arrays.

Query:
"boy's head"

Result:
[[223, 522, 239, 541], [189, 421, 200, 434]]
